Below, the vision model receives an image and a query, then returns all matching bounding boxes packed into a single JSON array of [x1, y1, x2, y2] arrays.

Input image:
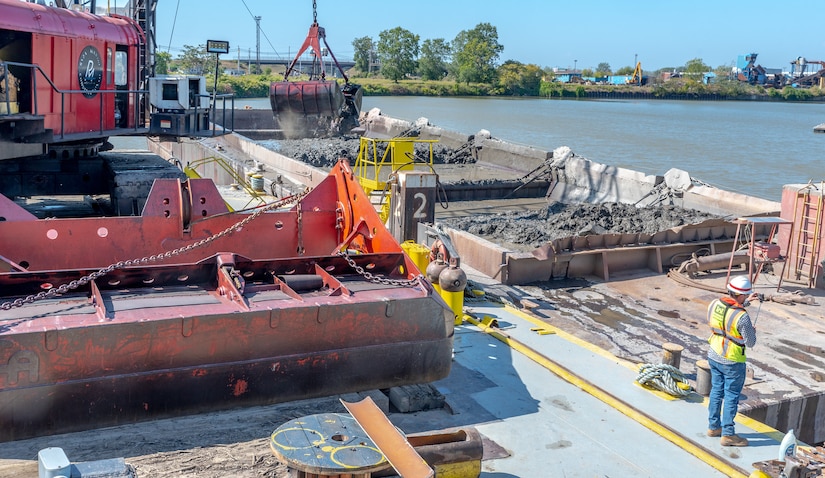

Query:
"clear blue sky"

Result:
[[154, 0, 824, 73]]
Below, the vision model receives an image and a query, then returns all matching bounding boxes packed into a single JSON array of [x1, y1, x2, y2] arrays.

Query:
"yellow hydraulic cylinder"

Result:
[[440, 289, 464, 326], [400, 240, 431, 275]]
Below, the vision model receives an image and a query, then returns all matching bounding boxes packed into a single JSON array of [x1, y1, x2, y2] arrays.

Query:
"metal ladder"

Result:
[[782, 182, 824, 288], [131, 0, 156, 127]]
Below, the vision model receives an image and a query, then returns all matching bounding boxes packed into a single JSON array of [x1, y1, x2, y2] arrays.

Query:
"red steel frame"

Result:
[[0, 161, 454, 441]]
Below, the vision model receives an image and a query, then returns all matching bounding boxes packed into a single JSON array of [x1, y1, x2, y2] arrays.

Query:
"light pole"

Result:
[[574, 59, 577, 73], [255, 16, 261, 74]]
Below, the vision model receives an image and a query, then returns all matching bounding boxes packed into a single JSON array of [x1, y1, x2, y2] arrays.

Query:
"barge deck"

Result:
[[2, 125, 823, 476]]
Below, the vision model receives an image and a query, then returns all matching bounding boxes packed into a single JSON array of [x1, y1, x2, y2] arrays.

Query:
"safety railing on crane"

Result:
[[0, 60, 235, 139], [0, 60, 147, 138]]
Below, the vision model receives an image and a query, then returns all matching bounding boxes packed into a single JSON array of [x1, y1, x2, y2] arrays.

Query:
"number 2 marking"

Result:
[[413, 193, 427, 219]]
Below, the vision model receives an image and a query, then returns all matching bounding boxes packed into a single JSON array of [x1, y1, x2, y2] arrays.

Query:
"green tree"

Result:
[[352, 36, 374, 74], [497, 61, 542, 95], [595, 62, 611, 78], [684, 58, 710, 81], [540, 79, 563, 97], [615, 65, 634, 75], [155, 51, 171, 75], [377, 27, 419, 82], [418, 38, 451, 80], [178, 44, 216, 76], [581, 68, 594, 77], [714, 78, 748, 97], [714, 63, 733, 80], [497, 61, 521, 94], [452, 23, 503, 84]]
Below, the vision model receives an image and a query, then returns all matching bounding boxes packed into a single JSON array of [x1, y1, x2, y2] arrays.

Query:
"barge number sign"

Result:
[[78, 45, 103, 98]]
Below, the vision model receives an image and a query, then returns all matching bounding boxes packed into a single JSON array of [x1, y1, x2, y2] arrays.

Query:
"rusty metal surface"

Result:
[[405, 427, 483, 476], [443, 218, 782, 284], [0, 252, 453, 441], [0, 161, 454, 441], [0, 161, 404, 273], [342, 397, 434, 478]]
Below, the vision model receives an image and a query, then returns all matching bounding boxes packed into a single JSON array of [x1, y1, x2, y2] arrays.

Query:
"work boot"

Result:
[[721, 435, 748, 446], [707, 428, 722, 437]]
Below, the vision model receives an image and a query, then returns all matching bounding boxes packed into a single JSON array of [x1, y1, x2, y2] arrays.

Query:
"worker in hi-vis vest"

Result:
[[706, 275, 760, 447]]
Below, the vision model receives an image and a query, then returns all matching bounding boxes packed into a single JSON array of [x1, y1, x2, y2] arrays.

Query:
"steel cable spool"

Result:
[[635, 363, 692, 398]]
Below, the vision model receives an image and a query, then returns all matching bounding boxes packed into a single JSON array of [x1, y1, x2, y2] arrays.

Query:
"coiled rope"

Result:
[[636, 363, 692, 398]]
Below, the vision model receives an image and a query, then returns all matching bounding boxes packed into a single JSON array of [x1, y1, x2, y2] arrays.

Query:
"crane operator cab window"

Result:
[[115, 51, 127, 87], [114, 48, 128, 127]]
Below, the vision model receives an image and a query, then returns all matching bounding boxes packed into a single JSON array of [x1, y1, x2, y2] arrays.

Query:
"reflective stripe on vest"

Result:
[[708, 299, 747, 362]]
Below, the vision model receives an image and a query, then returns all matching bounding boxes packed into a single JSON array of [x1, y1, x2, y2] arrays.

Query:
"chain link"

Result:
[[1, 189, 312, 311], [336, 251, 421, 288]]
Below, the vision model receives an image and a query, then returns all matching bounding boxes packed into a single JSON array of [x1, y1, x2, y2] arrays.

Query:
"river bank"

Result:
[[217, 74, 825, 102]]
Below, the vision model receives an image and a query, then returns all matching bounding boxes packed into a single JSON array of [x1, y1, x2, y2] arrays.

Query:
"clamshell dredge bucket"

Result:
[[269, 80, 344, 137]]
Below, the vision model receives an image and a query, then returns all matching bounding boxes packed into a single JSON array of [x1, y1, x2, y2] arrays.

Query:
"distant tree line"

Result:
[[157, 26, 825, 101], [351, 23, 538, 95]]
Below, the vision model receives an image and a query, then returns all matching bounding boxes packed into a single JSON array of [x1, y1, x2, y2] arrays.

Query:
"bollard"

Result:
[[661, 342, 684, 369], [250, 174, 265, 192], [696, 359, 711, 396]]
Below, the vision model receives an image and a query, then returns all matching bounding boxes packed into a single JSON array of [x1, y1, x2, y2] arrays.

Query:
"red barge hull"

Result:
[[0, 162, 454, 441]]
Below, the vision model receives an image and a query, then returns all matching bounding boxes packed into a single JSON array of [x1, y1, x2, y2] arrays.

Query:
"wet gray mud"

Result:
[[439, 202, 721, 251], [259, 133, 475, 169], [260, 137, 721, 252]]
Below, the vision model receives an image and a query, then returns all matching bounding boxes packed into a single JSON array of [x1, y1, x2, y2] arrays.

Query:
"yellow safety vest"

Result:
[[708, 297, 747, 363]]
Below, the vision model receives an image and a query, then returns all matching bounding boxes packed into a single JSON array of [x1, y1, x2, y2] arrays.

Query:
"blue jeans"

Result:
[[707, 359, 746, 436]]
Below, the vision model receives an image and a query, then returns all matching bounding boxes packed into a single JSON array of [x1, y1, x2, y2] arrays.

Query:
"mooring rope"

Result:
[[636, 363, 692, 398]]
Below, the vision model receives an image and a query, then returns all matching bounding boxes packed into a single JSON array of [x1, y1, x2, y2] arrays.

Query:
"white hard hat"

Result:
[[727, 276, 753, 295]]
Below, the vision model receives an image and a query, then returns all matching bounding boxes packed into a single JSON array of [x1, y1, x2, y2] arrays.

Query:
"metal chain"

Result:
[[312, 0, 317, 23], [1, 188, 312, 311], [336, 251, 421, 288]]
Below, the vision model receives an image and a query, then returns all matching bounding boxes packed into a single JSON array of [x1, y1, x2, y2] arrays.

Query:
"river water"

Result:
[[237, 96, 825, 201]]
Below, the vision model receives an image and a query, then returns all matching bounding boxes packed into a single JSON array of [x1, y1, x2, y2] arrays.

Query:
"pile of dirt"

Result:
[[258, 135, 721, 253], [0, 397, 348, 478], [439, 202, 722, 251], [258, 135, 476, 170]]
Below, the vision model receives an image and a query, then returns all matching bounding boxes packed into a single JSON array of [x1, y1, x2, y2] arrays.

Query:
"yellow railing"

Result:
[[354, 137, 437, 194], [183, 156, 268, 211]]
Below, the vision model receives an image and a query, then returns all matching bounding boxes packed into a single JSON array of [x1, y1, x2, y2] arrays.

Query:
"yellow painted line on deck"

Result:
[[463, 310, 749, 478], [499, 304, 640, 371]]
